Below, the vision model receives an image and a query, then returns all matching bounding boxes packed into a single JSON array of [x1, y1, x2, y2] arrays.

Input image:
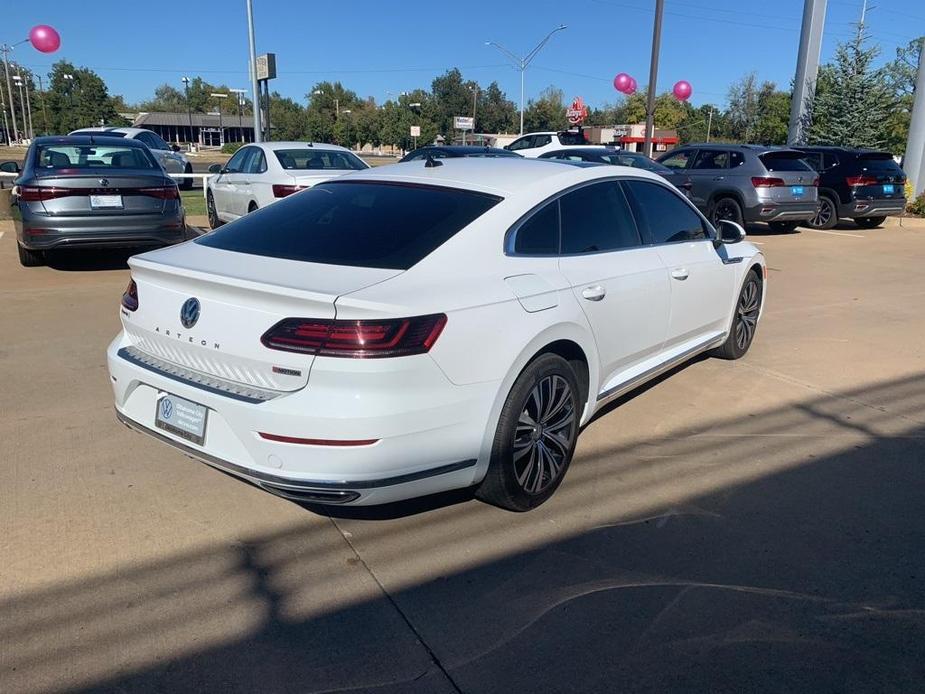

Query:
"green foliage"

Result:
[[907, 192, 925, 216], [523, 87, 568, 132], [221, 142, 244, 154], [806, 25, 894, 149], [43, 61, 122, 134], [883, 37, 924, 155]]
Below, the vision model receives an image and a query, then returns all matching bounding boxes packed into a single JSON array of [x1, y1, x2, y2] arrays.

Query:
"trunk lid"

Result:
[[852, 153, 906, 199], [32, 170, 173, 216], [290, 172, 345, 188], [124, 242, 402, 393], [757, 151, 818, 203]]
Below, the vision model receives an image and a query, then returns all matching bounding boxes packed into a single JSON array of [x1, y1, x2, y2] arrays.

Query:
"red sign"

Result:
[[565, 96, 588, 126]]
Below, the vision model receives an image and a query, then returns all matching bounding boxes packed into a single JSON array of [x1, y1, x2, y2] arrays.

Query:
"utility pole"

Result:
[[181, 76, 194, 147], [1, 44, 20, 143], [246, 0, 263, 142], [0, 89, 10, 145], [485, 25, 567, 136], [37, 74, 48, 135], [706, 106, 713, 142], [643, 0, 664, 158], [17, 75, 33, 139], [904, 37, 925, 197], [787, 0, 828, 144], [230, 88, 246, 142]]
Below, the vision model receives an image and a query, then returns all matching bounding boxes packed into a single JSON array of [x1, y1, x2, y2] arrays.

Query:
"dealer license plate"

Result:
[[90, 194, 123, 209], [155, 392, 208, 445], [791, 186, 805, 196]]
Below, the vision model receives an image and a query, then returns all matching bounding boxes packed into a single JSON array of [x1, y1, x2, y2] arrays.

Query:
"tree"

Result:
[[883, 36, 924, 154], [523, 86, 567, 132], [431, 68, 478, 137], [477, 82, 517, 133], [806, 25, 893, 148], [726, 73, 761, 141], [43, 61, 123, 133], [306, 81, 361, 144], [754, 84, 791, 144], [268, 92, 308, 140]]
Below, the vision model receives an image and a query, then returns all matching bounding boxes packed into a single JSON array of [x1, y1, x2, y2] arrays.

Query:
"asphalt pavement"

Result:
[[1, 218, 924, 693]]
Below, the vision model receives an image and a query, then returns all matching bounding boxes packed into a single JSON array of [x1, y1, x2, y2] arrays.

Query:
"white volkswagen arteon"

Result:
[[205, 141, 369, 228], [108, 158, 765, 511]]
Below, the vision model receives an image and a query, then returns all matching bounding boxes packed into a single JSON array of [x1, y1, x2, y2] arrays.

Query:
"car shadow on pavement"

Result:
[[4, 373, 925, 693], [44, 248, 137, 272]]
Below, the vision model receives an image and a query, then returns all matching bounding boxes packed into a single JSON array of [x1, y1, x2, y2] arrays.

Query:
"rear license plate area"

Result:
[[155, 392, 208, 446], [90, 194, 123, 209], [882, 184, 895, 195], [791, 186, 805, 196]]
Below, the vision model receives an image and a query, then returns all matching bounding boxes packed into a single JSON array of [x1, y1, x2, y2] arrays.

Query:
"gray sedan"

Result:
[[5, 135, 186, 267]]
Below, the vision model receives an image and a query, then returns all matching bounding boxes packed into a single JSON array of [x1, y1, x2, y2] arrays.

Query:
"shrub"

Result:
[[907, 193, 925, 217], [221, 142, 244, 154]]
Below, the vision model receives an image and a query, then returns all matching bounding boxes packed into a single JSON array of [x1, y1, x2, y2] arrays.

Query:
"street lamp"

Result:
[[341, 108, 352, 148], [181, 76, 193, 147], [468, 85, 479, 145], [229, 88, 246, 142], [408, 101, 422, 149], [485, 24, 567, 135], [210, 92, 228, 146], [12, 75, 31, 141]]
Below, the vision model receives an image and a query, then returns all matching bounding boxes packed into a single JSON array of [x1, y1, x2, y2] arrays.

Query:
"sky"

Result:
[[7, 0, 924, 111]]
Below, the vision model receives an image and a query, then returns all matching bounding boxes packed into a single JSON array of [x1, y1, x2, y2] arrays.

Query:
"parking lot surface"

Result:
[[2, 219, 924, 693]]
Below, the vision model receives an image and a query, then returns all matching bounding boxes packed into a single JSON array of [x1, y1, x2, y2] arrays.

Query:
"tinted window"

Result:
[[560, 181, 641, 254], [558, 132, 586, 146], [533, 134, 552, 147], [857, 155, 903, 174], [513, 202, 559, 255], [247, 149, 267, 174], [622, 180, 708, 244], [197, 182, 502, 270], [760, 152, 813, 172], [801, 152, 823, 171], [275, 148, 368, 170], [508, 137, 532, 151], [658, 149, 694, 169], [730, 151, 745, 168], [147, 132, 170, 150], [224, 147, 250, 173], [602, 153, 672, 173], [34, 144, 157, 170], [691, 150, 729, 169]]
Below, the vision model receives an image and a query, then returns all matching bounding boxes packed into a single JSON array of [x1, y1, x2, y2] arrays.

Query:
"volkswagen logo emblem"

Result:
[[160, 398, 174, 420], [180, 297, 200, 329], [99, 178, 110, 187]]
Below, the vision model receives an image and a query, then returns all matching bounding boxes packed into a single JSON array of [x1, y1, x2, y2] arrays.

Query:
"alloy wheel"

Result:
[[811, 198, 834, 228], [512, 375, 576, 495], [712, 199, 740, 225], [207, 193, 218, 227], [735, 279, 761, 351]]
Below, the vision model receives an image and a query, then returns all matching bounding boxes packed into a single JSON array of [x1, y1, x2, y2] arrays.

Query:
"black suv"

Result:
[[794, 147, 906, 229]]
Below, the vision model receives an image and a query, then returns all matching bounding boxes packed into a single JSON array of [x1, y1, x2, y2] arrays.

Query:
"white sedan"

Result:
[[205, 141, 368, 228], [108, 158, 765, 511], [69, 127, 193, 188]]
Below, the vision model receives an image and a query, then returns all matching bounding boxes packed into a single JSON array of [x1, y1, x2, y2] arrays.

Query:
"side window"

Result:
[[224, 147, 251, 173], [533, 134, 552, 147], [136, 132, 156, 149], [623, 180, 709, 244], [148, 132, 169, 150], [691, 150, 729, 169], [824, 153, 840, 170], [247, 149, 267, 174], [560, 181, 641, 254], [512, 201, 559, 255], [730, 151, 745, 168], [801, 152, 823, 171], [508, 137, 532, 151], [658, 149, 694, 170]]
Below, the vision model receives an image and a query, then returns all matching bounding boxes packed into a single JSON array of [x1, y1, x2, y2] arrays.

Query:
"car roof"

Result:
[[254, 141, 353, 152], [542, 147, 631, 155], [409, 146, 514, 155], [69, 126, 149, 137], [335, 156, 665, 196], [33, 134, 147, 147], [793, 145, 890, 156]]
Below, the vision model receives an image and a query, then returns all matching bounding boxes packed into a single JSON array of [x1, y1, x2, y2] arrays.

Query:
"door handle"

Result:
[[581, 285, 606, 301], [712, 176, 725, 181], [670, 268, 690, 281]]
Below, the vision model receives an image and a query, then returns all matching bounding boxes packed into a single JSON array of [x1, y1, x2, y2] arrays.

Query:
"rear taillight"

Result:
[[751, 177, 786, 188], [812, 177, 820, 187], [18, 186, 72, 202], [121, 279, 138, 312], [138, 185, 180, 200], [261, 314, 447, 358], [846, 175, 878, 186], [272, 184, 307, 198]]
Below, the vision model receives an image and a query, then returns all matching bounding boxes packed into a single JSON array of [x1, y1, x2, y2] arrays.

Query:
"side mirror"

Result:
[[171, 144, 181, 152], [0, 161, 21, 174], [208, 163, 222, 174], [716, 219, 746, 245]]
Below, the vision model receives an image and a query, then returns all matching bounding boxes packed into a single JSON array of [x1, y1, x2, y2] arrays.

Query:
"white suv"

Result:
[[70, 127, 193, 188], [505, 131, 599, 158]]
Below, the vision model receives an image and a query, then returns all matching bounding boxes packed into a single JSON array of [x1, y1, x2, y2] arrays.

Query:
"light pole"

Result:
[[36, 74, 48, 135], [409, 101, 421, 149], [1, 42, 22, 142], [14, 75, 33, 140], [1, 89, 10, 145], [485, 24, 567, 135], [210, 92, 228, 146], [342, 108, 352, 149], [230, 88, 246, 142], [181, 76, 193, 146], [246, 0, 263, 143], [62, 73, 74, 109], [643, 0, 664, 158]]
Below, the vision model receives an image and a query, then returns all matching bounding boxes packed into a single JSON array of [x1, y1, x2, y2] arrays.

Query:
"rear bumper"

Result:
[[107, 334, 499, 506], [838, 198, 906, 219], [745, 200, 819, 223], [17, 211, 186, 250]]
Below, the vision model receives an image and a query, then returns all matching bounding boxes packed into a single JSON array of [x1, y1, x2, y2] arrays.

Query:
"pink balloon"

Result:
[[625, 77, 637, 95], [613, 73, 631, 93], [29, 25, 61, 54], [673, 80, 692, 101]]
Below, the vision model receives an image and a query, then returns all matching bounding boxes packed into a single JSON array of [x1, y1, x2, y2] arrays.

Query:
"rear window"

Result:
[[197, 181, 502, 270], [602, 153, 672, 173], [274, 149, 368, 171], [759, 152, 813, 172], [857, 155, 903, 173], [558, 132, 587, 146], [34, 144, 157, 170]]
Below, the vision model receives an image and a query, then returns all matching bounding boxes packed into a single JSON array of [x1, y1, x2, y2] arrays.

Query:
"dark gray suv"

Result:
[[6, 135, 186, 267], [657, 144, 819, 232]]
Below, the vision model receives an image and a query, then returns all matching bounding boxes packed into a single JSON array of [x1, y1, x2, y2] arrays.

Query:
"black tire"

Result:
[[179, 164, 194, 190], [710, 196, 744, 228], [805, 194, 838, 229], [768, 221, 799, 233], [855, 215, 886, 229], [247, 202, 258, 214], [711, 270, 763, 360], [476, 354, 581, 512], [207, 191, 222, 230], [17, 243, 45, 267]]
